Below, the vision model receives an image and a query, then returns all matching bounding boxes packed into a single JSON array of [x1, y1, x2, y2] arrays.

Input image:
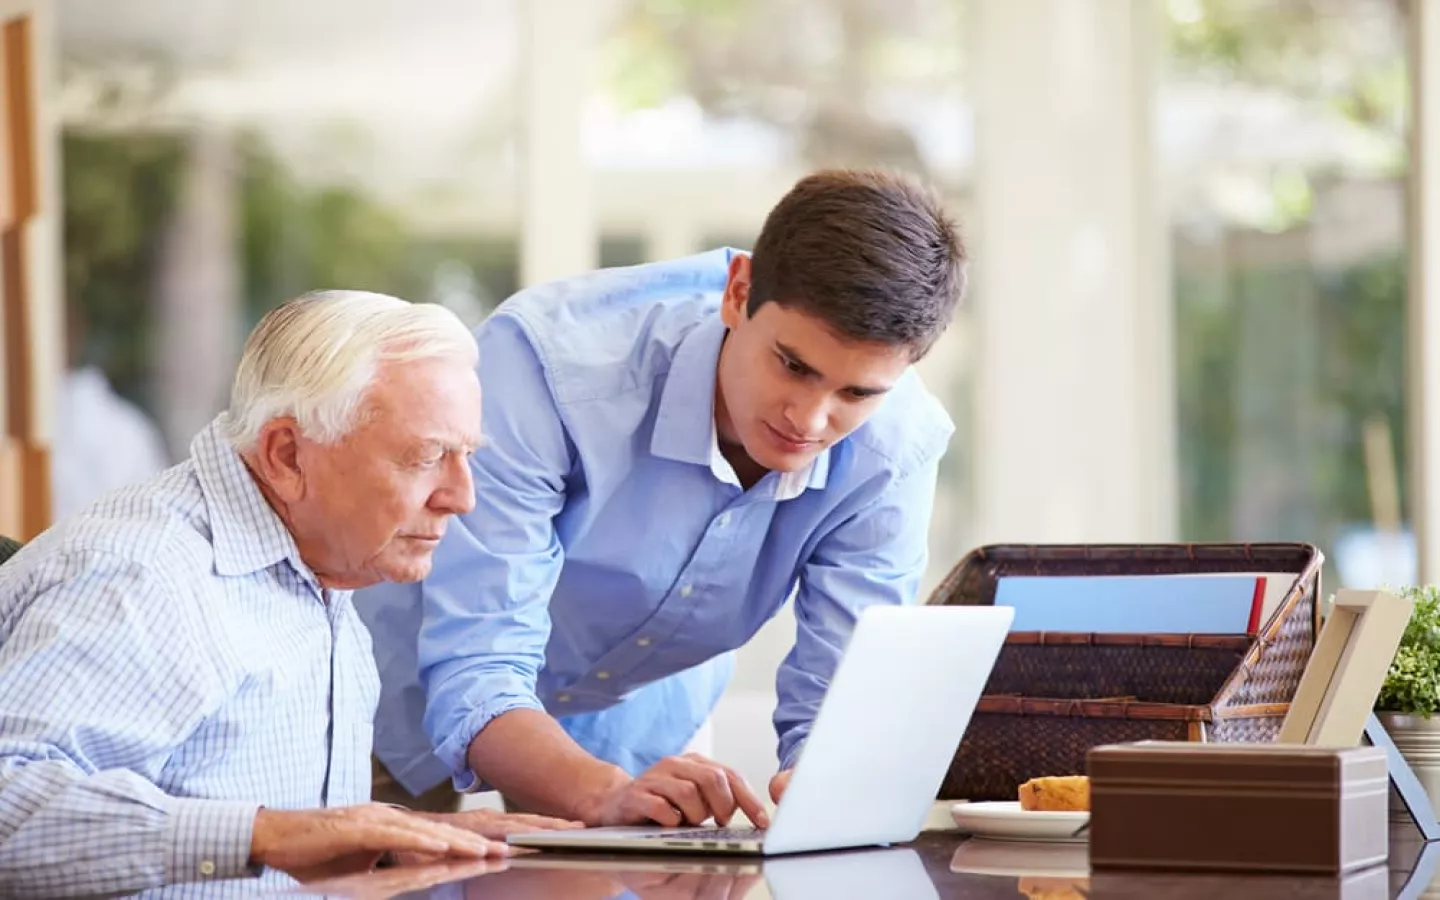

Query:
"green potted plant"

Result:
[[1375, 585, 1440, 816]]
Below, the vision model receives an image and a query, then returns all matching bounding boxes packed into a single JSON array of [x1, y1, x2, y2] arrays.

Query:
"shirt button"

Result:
[[679, 584, 693, 597], [636, 637, 652, 647], [557, 693, 571, 703], [596, 671, 610, 680], [717, 513, 731, 528], [199, 861, 217, 878]]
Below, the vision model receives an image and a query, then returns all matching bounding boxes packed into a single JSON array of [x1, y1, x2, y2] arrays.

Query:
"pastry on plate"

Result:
[[1017, 775, 1090, 812]]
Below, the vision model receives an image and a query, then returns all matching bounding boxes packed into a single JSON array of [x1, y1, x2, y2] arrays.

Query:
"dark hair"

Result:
[[747, 168, 965, 359]]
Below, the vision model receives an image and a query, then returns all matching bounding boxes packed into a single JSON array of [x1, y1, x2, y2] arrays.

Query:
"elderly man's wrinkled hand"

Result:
[[249, 804, 508, 882], [425, 807, 585, 840]]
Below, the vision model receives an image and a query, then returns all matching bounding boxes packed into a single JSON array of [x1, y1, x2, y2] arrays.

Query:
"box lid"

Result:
[[1088, 741, 1388, 790]]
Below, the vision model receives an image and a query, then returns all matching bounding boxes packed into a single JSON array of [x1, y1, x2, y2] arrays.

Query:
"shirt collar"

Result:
[[652, 314, 727, 468], [652, 315, 829, 500], [707, 421, 827, 501], [191, 416, 318, 584]]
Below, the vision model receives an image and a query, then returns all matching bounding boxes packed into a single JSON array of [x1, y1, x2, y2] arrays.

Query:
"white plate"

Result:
[[950, 801, 1089, 843]]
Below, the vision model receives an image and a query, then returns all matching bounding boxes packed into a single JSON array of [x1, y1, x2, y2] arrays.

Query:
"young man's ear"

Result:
[[249, 418, 307, 504], [720, 253, 753, 329]]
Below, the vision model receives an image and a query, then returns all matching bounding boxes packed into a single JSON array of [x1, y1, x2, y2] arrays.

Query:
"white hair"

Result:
[[222, 289, 479, 450]]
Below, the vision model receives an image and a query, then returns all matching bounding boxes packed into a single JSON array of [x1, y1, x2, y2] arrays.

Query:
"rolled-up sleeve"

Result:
[[773, 461, 941, 772], [0, 554, 258, 898], [419, 313, 573, 788]]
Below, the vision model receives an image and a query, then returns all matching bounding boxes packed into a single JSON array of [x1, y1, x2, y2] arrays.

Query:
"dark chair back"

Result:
[[0, 535, 21, 566]]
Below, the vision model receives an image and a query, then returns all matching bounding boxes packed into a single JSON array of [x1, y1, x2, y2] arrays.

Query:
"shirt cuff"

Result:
[[436, 696, 547, 793], [778, 730, 810, 773], [162, 798, 261, 886]]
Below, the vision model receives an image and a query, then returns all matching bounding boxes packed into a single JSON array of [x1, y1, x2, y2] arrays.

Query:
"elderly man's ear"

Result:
[[248, 418, 310, 505]]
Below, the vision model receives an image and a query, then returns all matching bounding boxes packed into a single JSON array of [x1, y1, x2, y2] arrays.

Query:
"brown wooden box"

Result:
[[1087, 741, 1390, 875], [926, 542, 1323, 801]]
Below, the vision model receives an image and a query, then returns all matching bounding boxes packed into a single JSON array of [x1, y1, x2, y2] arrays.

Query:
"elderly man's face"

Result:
[[287, 356, 482, 590]]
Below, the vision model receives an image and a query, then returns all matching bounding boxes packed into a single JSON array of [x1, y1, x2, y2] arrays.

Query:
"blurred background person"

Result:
[[49, 302, 172, 520]]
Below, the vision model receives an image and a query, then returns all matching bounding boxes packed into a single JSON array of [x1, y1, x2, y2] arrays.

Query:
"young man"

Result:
[[358, 169, 966, 827]]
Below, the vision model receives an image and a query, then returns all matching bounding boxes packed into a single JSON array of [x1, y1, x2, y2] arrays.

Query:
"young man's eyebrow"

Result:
[[775, 342, 817, 374], [775, 341, 893, 396]]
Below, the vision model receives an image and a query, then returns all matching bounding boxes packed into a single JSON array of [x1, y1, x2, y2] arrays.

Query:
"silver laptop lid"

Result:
[[760, 603, 1013, 854]]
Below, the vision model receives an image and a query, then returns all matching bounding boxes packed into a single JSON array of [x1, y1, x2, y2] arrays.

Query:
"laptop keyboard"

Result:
[[634, 827, 766, 841]]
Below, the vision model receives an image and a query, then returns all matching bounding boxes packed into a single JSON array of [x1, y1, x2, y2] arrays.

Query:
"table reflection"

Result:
[[949, 839, 1089, 898], [295, 846, 934, 900], [471, 846, 929, 900]]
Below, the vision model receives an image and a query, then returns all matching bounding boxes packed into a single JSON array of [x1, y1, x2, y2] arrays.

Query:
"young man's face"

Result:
[[714, 254, 912, 475]]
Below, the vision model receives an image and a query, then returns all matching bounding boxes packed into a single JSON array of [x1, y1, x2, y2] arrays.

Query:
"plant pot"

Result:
[[1376, 711, 1440, 823]]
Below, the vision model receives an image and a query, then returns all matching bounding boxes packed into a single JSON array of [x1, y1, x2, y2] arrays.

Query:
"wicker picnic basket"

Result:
[[928, 542, 1324, 801]]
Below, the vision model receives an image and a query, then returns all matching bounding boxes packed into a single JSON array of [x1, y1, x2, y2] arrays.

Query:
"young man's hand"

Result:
[[768, 769, 793, 804], [582, 752, 770, 828]]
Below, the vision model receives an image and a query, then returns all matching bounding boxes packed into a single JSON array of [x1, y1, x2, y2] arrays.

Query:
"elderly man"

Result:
[[0, 291, 573, 899]]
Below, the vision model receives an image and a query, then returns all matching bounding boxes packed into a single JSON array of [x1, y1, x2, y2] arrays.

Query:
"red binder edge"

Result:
[[1247, 575, 1267, 634]]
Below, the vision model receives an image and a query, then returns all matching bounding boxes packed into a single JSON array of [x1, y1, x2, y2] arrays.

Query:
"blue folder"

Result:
[[993, 574, 1264, 634]]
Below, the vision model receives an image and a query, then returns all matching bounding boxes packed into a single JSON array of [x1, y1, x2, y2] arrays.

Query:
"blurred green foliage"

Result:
[[238, 132, 424, 327], [62, 128, 519, 417], [1314, 253, 1408, 524], [62, 130, 186, 412], [235, 130, 520, 331], [1175, 248, 1407, 551], [1168, 0, 1407, 147]]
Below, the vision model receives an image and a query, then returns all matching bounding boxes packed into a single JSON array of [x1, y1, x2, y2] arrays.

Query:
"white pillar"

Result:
[[519, 0, 597, 286], [968, 0, 1172, 545], [23, 0, 58, 451], [154, 127, 239, 456], [1408, 0, 1440, 582]]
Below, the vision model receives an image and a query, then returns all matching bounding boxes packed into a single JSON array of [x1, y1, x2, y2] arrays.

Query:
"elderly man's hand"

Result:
[[423, 808, 584, 840], [584, 752, 769, 829], [250, 804, 507, 881]]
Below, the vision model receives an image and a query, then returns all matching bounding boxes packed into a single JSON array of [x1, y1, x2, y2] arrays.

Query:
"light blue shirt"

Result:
[[0, 418, 379, 899], [358, 248, 954, 795]]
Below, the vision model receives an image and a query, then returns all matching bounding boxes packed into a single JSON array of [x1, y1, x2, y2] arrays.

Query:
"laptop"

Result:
[[506, 603, 1014, 856]]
